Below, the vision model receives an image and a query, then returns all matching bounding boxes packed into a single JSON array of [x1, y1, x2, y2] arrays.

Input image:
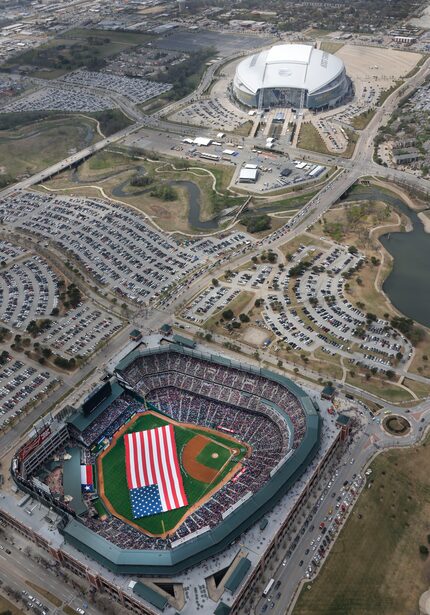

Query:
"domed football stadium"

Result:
[[233, 43, 349, 110]]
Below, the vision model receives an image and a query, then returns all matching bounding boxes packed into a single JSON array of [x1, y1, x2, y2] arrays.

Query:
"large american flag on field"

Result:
[[124, 425, 188, 519]]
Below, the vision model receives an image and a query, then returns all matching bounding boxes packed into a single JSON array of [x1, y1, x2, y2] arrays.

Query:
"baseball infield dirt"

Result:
[[182, 434, 219, 483]]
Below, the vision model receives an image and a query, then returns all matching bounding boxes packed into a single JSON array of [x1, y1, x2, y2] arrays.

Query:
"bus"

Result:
[[263, 578, 275, 596], [199, 152, 220, 161]]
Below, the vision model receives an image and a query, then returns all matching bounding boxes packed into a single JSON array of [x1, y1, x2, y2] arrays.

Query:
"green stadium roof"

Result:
[[214, 603, 231, 615], [62, 447, 86, 516], [67, 381, 124, 432], [132, 582, 167, 611], [60, 345, 321, 576], [172, 334, 196, 349], [224, 558, 251, 594], [336, 413, 351, 426]]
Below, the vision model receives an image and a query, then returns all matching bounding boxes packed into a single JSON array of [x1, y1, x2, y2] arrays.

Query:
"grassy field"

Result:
[[297, 122, 331, 155], [294, 434, 430, 615], [0, 595, 24, 614], [197, 441, 231, 470], [319, 41, 344, 54], [101, 412, 246, 535], [204, 290, 255, 331], [351, 109, 376, 130], [0, 114, 103, 182]]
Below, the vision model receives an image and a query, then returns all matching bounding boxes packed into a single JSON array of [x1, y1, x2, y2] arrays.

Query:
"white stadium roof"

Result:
[[235, 44, 345, 96]]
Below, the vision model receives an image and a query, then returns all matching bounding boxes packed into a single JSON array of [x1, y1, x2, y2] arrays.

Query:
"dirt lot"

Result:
[[336, 45, 421, 86], [242, 325, 271, 346]]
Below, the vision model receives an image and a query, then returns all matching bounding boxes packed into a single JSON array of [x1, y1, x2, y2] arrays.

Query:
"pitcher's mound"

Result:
[[211, 453, 219, 459]]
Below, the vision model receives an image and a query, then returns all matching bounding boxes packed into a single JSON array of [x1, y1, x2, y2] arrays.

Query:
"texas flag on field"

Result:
[[80, 464, 94, 492], [124, 425, 188, 519]]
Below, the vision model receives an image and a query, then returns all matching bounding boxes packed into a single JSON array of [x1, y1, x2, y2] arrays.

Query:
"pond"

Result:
[[344, 189, 430, 328]]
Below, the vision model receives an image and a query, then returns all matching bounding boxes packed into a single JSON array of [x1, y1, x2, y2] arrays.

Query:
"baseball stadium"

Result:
[[233, 43, 350, 110], [11, 344, 321, 578]]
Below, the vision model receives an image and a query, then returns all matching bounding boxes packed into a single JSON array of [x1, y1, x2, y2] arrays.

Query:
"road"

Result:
[[0, 531, 100, 615], [251, 397, 430, 615], [0, 34, 429, 615]]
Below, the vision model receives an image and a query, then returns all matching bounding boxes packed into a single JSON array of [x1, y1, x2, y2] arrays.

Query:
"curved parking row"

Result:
[[0, 355, 58, 427], [0, 255, 60, 329], [0, 240, 27, 265]]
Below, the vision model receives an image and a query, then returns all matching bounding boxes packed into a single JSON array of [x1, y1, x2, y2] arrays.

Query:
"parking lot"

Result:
[[2, 85, 114, 113], [0, 192, 253, 305], [209, 240, 411, 372], [38, 305, 122, 358], [60, 70, 172, 104], [183, 286, 240, 324], [171, 97, 249, 132], [0, 353, 59, 428], [0, 254, 60, 329], [313, 117, 349, 152], [0, 240, 27, 264]]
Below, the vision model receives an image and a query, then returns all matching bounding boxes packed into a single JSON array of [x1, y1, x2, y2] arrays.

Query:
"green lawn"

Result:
[[197, 441, 231, 470], [297, 122, 331, 155], [293, 435, 430, 615], [101, 412, 245, 535]]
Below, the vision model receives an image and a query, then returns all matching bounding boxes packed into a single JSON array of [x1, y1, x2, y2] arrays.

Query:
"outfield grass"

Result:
[[293, 434, 430, 615], [101, 412, 246, 535], [92, 498, 107, 518]]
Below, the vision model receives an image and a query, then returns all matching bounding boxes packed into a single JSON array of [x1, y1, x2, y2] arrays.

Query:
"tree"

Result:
[[348, 245, 358, 255], [239, 313, 250, 323], [386, 370, 395, 380], [420, 545, 429, 556], [354, 326, 366, 338], [222, 309, 234, 320], [212, 278, 219, 287]]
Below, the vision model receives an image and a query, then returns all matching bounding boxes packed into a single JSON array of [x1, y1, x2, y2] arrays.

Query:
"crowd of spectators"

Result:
[[57, 352, 310, 550], [71, 395, 143, 447], [122, 351, 307, 448]]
